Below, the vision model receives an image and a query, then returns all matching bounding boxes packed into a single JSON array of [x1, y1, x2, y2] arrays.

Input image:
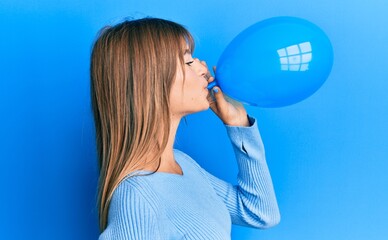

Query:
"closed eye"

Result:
[[185, 61, 194, 66]]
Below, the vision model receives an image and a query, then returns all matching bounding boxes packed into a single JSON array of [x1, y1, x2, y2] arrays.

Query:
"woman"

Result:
[[90, 17, 280, 240]]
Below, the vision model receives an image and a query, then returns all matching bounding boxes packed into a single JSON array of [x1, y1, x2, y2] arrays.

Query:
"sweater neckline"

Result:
[[135, 150, 185, 177]]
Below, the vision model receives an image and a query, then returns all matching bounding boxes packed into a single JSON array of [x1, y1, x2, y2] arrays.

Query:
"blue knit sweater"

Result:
[[99, 117, 280, 239]]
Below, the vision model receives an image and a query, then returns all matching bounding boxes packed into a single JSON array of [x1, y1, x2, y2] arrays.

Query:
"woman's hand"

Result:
[[201, 62, 250, 127]]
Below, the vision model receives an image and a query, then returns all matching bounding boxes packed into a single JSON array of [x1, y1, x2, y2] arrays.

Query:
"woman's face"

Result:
[[169, 48, 210, 118]]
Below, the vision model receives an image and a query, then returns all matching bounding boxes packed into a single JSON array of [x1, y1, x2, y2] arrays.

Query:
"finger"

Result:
[[207, 91, 216, 105], [211, 87, 228, 111], [208, 95, 219, 115]]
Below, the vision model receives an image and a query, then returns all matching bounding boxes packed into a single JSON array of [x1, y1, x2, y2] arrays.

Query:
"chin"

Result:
[[201, 101, 210, 111], [193, 103, 210, 114], [183, 104, 209, 116]]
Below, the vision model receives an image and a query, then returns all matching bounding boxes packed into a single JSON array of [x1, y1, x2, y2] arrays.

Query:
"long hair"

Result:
[[90, 17, 194, 231]]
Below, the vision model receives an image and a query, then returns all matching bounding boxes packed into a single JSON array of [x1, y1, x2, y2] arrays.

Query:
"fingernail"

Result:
[[213, 88, 219, 93]]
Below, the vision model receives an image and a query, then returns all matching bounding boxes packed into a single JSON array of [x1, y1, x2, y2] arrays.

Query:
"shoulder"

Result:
[[108, 176, 159, 222], [101, 177, 161, 239]]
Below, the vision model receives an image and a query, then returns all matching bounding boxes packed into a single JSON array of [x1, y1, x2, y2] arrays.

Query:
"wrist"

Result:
[[225, 115, 250, 127]]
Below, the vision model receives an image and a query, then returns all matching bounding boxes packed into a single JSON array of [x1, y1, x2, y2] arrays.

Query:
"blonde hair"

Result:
[[90, 18, 194, 231]]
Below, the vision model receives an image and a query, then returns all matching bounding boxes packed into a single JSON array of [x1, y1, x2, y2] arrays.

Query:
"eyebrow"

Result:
[[184, 48, 191, 55]]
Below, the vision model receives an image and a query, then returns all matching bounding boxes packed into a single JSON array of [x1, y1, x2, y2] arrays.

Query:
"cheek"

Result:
[[173, 66, 204, 103], [175, 66, 184, 83], [184, 68, 200, 88]]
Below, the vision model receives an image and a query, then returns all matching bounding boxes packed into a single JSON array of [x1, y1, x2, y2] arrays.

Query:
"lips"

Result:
[[201, 87, 209, 96]]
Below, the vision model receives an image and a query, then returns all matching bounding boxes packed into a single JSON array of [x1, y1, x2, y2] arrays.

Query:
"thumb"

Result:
[[212, 87, 228, 110]]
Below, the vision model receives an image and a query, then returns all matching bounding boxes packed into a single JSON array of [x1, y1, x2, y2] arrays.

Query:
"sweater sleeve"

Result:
[[99, 180, 161, 240], [199, 116, 280, 229]]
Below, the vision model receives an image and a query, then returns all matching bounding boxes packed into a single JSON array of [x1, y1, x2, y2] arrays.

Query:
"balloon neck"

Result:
[[207, 80, 218, 90]]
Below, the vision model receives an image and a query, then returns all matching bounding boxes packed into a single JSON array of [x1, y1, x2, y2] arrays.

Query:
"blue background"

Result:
[[1, 0, 387, 239]]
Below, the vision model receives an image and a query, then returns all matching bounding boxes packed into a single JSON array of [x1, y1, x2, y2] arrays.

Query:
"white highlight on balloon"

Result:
[[277, 42, 312, 72]]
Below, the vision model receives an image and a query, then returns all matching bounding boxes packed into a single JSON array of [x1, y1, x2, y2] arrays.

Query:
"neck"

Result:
[[158, 113, 182, 173]]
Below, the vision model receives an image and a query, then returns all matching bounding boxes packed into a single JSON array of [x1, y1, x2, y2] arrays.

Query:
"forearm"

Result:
[[225, 116, 280, 228]]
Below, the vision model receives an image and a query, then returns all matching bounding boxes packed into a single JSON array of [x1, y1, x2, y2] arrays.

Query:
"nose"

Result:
[[194, 58, 208, 78]]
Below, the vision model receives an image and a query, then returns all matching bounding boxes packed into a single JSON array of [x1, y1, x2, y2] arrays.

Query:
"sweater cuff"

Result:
[[224, 115, 264, 157]]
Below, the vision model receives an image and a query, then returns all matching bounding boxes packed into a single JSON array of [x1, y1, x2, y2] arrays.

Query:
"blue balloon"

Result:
[[208, 16, 334, 107]]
